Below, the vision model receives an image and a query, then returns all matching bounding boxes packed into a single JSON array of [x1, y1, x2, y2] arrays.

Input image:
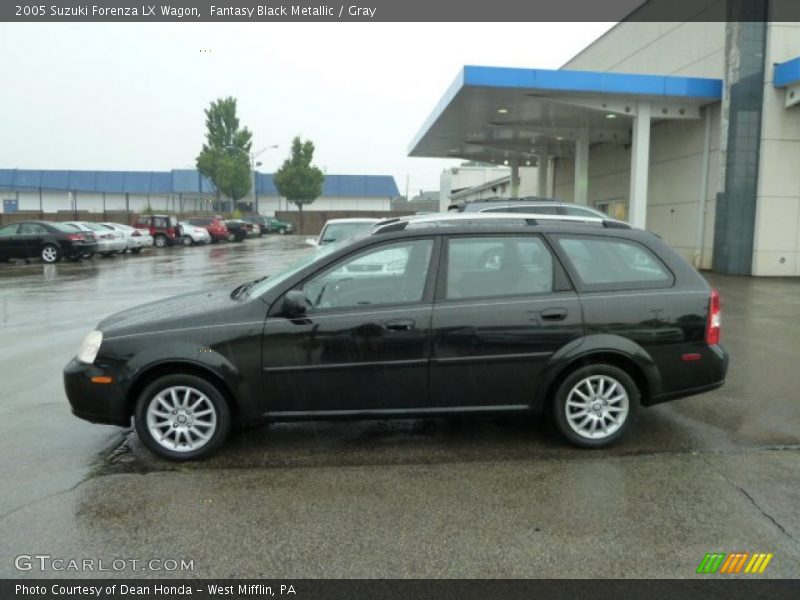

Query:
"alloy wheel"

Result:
[[41, 246, 59, 263], [145, 386, 218, 453], [564, 374, 629, 440]]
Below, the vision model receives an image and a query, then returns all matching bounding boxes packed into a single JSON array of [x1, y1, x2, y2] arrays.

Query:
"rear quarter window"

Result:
[[556, 235, 674, 291]]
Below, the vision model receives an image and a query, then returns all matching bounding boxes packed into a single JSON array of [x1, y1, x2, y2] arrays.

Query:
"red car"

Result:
[[133, 214, 180, 248], [186, 216, 229, 243]]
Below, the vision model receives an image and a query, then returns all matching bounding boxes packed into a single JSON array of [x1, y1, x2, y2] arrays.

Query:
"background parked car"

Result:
[[307, 218, 380, 247], [179, 222, 212, 246], [224, 219, 253, 242], [186, 216, 228, 243], [63, 222, 127, 257], [450, 196, 620, 222], [100, 223, 153, 254], [134, 214, 180, 248], [243, 215, 294, 235], [0, 220, 97, 263]]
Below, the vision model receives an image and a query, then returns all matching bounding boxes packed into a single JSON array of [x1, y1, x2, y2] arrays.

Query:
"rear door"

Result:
[[17, 222, 48, 258], [430, 233, 584, 408]]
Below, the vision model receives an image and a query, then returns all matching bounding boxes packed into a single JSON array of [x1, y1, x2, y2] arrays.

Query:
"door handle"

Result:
[[382, 319, 415, 332], [540, 308, 568, 321]]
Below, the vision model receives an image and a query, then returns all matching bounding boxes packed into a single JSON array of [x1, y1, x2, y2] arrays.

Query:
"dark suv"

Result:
[[64, 213, 727, 460]]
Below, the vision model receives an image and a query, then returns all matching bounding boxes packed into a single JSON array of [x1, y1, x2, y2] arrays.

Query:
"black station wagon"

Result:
[[64, 213, 728, 460]]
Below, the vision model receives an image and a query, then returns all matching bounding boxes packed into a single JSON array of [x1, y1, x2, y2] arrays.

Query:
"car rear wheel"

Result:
[[130, 247, 142, 254], [552, 364, 639, 448], [182, 235, 193, 246], [226, 232, 236, 242], [40, 244, 61, 264], [134, 374, 231, 461], [279, 228, 287, 235], [154, 234, 168, 248]]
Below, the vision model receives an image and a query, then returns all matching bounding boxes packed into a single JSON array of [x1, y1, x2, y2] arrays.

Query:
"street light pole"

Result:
[[226, 144, 278, 215]]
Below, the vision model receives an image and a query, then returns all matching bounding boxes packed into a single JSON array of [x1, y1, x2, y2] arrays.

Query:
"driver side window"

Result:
[[301, 239, 434, 310]]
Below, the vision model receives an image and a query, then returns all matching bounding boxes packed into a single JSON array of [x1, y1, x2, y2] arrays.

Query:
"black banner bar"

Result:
[[3, 579, 800, 600], [3, 0, 800, 22]]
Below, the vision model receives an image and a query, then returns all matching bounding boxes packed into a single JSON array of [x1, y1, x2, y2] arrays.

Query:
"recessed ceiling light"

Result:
[[497, 108, 509, 114], [503, 159, 509, 165], [605, 113, 618, 119], [556, 136, 565, 141]]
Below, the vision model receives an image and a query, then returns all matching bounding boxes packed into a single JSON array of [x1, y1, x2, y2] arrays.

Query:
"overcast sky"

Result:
[[0, 22, 614, 197]]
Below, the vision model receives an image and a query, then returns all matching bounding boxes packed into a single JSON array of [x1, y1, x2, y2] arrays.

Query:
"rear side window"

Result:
[[446, 236, 553, 299], [557, 235, 673, 290], [0, 224, 19, 235]]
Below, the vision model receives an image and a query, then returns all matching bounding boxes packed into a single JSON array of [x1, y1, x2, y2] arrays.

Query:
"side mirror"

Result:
[[305, 238, 318, 247], [282, 290, 311, 317]]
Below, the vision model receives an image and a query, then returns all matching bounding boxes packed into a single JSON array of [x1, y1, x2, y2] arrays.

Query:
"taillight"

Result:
[[67, 233, 82, 241], [706, 288, 721, 345]]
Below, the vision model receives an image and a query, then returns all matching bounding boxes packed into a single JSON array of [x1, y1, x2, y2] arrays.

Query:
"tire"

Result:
[[154, 234, 168, 248], [226, 232, 236, 242], [134, 373, 231, 461], [278, 228, 287, 235], [100, 252, 115, 258], [40, 243, 61, 264], [552, 364, 639, 448], [130, 247, 142, 254], [182, 235, 194, 247], [82, 252, 95, 259]]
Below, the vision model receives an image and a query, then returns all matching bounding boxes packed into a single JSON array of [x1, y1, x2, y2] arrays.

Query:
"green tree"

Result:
[[273, 137, 325, 228], [196, 97, 253, 212]]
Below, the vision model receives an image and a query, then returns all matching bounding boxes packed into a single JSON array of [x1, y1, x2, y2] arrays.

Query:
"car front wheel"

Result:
[[134, 374, 231, 460], [40, 244, 61, 264], [552, 364, 639, 448]]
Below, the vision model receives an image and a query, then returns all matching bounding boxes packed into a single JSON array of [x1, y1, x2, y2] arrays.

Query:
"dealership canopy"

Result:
[[409, 65, 722, 227]]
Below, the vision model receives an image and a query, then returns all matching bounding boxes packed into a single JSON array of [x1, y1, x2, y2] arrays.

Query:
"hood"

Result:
[[98, 288, 242, 337]]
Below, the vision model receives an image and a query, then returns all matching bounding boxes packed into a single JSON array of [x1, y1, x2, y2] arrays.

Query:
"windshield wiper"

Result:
[[230, 276, 268, 300]]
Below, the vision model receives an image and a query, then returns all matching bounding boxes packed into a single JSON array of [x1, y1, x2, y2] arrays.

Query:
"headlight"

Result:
[[77, 330, 103, 364]]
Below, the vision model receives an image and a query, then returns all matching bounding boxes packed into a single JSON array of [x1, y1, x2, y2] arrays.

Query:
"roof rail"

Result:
[[372, 212, 631, 234]]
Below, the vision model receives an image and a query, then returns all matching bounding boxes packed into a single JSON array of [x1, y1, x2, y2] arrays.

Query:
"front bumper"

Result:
[[63, 358, 131, 427]]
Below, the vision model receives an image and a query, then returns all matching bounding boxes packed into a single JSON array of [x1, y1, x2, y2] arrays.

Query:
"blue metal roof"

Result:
[[0, 169, 399, 198], [774, 56, 800, 88]]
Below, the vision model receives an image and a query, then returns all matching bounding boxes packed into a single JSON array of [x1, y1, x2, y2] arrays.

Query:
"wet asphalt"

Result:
[[0, 237, 798, 578]]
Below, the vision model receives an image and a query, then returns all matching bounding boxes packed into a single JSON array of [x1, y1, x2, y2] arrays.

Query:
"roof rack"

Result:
[[372, 212, 632, 234]]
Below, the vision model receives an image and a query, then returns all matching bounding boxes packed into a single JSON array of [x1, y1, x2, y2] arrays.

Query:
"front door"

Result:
[[0, 223, 21, 259], [261, 237, 438, 414], [430, 234, 584, 408]]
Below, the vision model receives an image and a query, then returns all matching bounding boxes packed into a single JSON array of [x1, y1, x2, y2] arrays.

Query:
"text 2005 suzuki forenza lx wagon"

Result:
[[64, 213, 728, 460]]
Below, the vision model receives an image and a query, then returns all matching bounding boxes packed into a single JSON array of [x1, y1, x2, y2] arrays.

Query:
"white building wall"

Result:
[[554, 104, 722, 267], [564, 21, 725, 78], [554, 20, 726, 268], [752, 22, 800, 276]]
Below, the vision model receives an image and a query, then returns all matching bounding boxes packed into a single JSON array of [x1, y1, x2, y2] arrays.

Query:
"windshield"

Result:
[[247, 239, 345, 298], [320, 222, 375, 244]]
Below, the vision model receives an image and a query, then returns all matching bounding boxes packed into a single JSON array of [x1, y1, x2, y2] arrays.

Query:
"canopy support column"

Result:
[[574, 127, 589, 204], [510, 159, 520, 198], [537, 154, 550, 197], [628, 101, 651, 229]]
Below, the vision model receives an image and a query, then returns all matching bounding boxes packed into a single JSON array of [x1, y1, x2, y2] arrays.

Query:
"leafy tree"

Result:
[[273, 137, 325, 228], [196, 97, 253, 211]]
